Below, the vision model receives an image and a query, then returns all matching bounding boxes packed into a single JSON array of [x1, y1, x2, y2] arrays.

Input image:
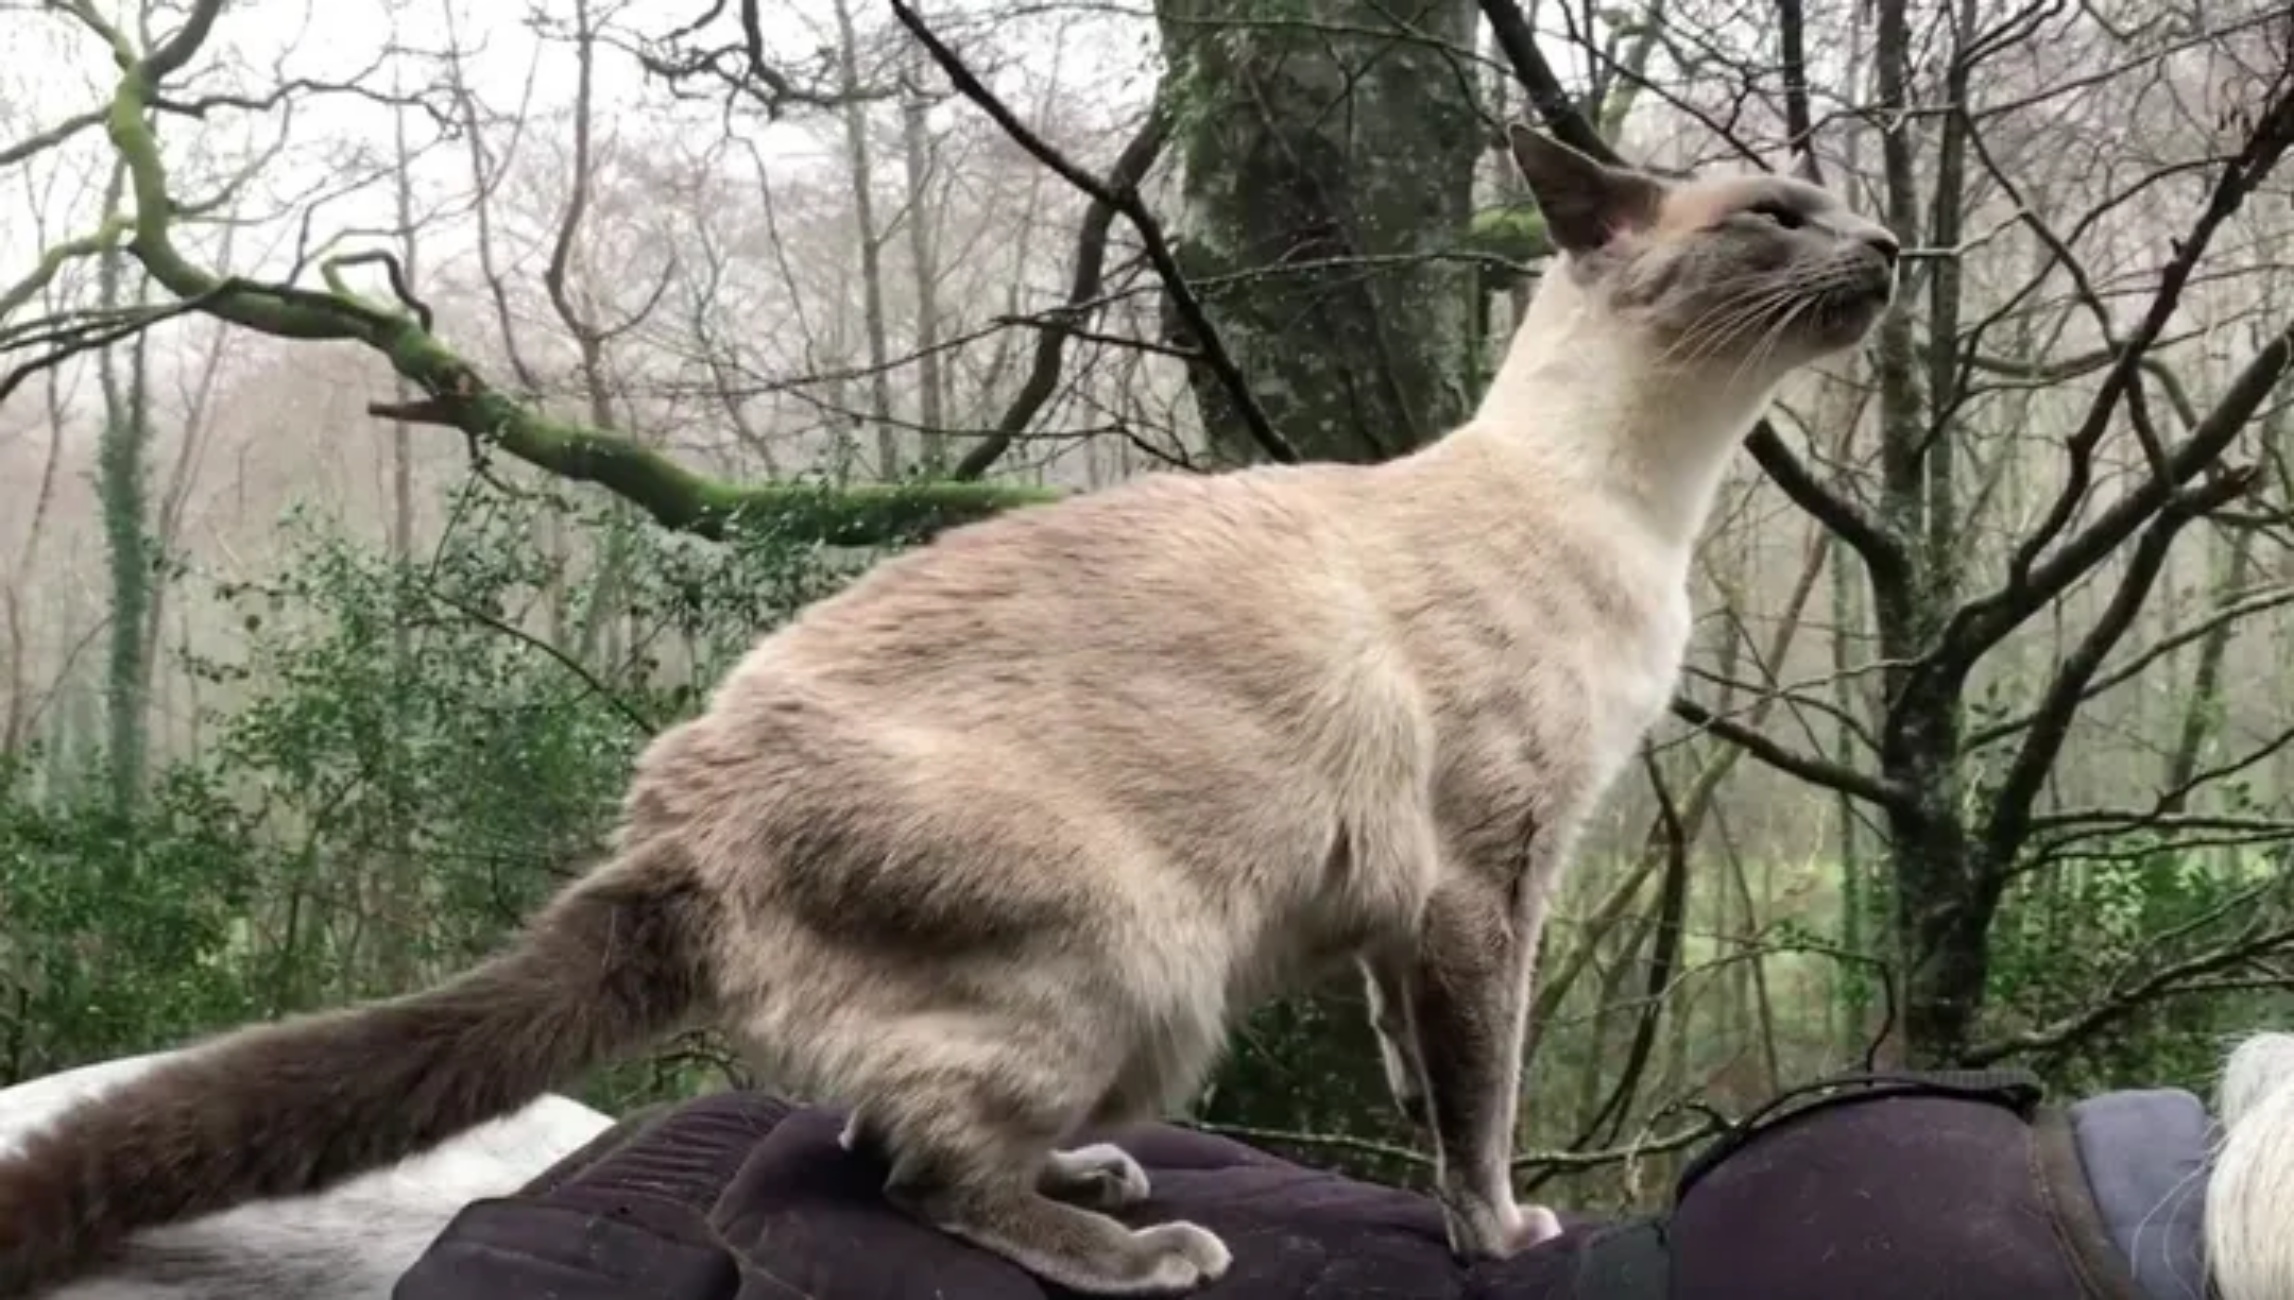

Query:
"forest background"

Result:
[[3, 0, 2291, 1212]]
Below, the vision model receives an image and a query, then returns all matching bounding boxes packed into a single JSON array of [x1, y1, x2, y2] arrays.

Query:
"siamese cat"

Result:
[[0, 127, 1896, 1298]]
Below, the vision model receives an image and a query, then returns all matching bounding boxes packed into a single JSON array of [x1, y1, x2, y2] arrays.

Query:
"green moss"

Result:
[[86, 4, 1053, 551], [1463, 206, 1550, 274]]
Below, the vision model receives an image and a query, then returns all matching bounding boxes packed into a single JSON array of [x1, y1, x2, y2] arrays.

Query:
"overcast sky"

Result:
[[0, 0, 1163, 309]]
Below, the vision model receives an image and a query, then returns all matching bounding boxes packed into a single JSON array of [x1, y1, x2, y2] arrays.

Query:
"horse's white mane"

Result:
[[2206, 1031, 2294, 1300], [0, 1050, 613, 1299]]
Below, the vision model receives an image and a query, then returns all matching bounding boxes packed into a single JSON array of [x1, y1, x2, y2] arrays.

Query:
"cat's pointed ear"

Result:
[[1505, 124, 1665, 256]]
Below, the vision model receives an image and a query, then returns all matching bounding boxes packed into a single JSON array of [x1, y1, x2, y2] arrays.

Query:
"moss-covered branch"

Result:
[[72, 0, 1056, 547], [0, 215, 131, 323], [1461, 207, 1548, 290]]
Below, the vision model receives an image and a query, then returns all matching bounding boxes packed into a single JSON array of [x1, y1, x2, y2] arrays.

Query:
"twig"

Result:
[[325, 250, 434, 331], [424, 589, 659, 735], [957, 102, 1172, 479], [1671, 695, 1904, 810], [891, 0, 1298, 466]]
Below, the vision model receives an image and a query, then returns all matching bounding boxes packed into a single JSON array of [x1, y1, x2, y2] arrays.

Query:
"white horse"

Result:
[[0, 1051, 612, 1300]]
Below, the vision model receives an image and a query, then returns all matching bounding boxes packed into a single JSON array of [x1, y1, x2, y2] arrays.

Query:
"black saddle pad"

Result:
[[393, 1087, 2134, 1300], [393, 1092, 1589, 1300]]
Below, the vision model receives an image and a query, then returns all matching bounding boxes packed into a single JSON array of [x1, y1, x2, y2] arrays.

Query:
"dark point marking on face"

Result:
[[1501, 125, 1899, 368]]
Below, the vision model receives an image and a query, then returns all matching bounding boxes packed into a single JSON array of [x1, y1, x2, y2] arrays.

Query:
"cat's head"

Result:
[[1505, 125, 1897, 375]]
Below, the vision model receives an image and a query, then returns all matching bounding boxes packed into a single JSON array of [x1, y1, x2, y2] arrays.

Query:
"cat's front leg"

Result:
[[1407, 878, 1563, 1259]]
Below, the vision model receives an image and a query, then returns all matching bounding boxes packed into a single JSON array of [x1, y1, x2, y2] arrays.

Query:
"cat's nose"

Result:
[[1860, 229, 1901, 269]]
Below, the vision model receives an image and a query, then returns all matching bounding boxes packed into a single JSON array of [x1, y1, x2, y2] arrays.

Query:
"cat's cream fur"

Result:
[[0, 127, 1897, 1298]]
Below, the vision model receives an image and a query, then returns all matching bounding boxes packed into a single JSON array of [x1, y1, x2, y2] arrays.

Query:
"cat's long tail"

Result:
[[0, 848, 717, 1299]]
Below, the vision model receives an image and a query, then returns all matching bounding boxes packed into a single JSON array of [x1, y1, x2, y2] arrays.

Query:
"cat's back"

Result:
[[632, 461, 1427, 922], [742, 463, 1382, 715]]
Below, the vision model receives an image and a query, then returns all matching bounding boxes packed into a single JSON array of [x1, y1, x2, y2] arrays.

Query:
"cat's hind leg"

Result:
[[871, 1068, 1227, 1295], [1039, 1143, 1151, 1211], [845, 1109, 1150, 1213]]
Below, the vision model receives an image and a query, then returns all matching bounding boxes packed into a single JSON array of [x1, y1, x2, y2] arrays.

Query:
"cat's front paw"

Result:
[[1511, 1203, 1563, 1251], [1444, 1196, 1564, 1260]]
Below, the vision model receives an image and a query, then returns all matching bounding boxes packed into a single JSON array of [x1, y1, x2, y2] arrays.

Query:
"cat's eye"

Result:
[[1745, 201, 1806, 230]]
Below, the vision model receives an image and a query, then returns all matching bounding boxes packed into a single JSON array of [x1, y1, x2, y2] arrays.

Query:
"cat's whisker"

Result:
[[1728, 297, 1817, 394], [1657, 286, 1801, 369], [1659, 253, 1878, 375], [1665, 285, 1805, 369]]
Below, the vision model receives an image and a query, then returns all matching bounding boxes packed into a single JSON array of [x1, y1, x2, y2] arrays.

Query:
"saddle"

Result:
[[392, 1068, 2169, 1300]]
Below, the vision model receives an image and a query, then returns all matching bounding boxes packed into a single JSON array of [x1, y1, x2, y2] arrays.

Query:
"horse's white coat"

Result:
[[2205, 1031, 2294, 1300], [0, 1051, 612, 1300]]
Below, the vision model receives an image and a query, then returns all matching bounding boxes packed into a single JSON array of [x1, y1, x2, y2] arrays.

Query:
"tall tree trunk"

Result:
[[3, 251, 76, 762], [900, 7, 948, 474], [1155, 0, 1484, 464], [545, 0, 646, 669], [377, 73, 426, 990], [2159, 528, 2255, 809], [1869, 0, 1993, 1065], [140, 208, 237, 775], [1832, 528, 1871, 1058], [1162, 0, 1485, 1129], [95, 181, 153, 819], [833, 0, 899, 479], [390, 93, 419, 579]]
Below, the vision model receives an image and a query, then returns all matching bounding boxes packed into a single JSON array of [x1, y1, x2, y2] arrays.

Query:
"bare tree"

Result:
[[1480, 0, 2294, 1065], [0, 0, 1045, 549]]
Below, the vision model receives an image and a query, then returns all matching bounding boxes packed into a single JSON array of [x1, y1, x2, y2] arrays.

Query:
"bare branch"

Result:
[[1670, 695, 1905, 810], [1183, 1114, 1723, 1175], [1963, 884, 2294, 1067], [956, 102, 1170, 479], [1943, 80, 2294, 665], [1980, 467, 2261, 864], [0, 105, 110, 170], [1473, 0, 1614, 161], [1964, 582, 2294, 751], [21, 0, 1050, 547], [891, 0, 1298, 466], [1948, 317, 2294, 667]]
